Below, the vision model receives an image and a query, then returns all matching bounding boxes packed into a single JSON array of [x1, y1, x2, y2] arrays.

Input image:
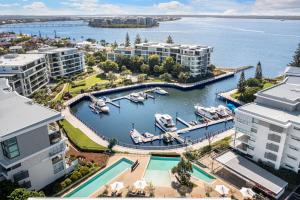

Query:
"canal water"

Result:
[[70, 82, 235, 148]]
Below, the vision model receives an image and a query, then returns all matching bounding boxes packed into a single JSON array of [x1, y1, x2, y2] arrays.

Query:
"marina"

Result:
[[71, 86, 235, 148]]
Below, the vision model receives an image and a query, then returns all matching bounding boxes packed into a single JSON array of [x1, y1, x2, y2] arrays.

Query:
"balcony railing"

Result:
[[49, 143, 65, 157], [13, 170, 29, 182]]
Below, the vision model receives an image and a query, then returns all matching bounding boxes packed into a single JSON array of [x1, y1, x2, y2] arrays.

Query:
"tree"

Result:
[[134, 34, 142, 45], [255, 61, 263, 80], [85, 54, 96, 67], [125, 32, 130, 47], [8, 188, 45, 200], [246, 78, 263, 88], [166, 35, 174, 44], [239, 87, 261, 103], [137, 74, 147, 83], [237, 71, 246, 93], [107, 71, 117, 84], [116, 55, 132, 69], [112, 41, 118, 49], [153, 65, 164, 75], [131, 56, 144, 72], [171, 158, 193, 187], [144, 38, 148, 43], [93, 51, 106, 62], [140, 63, 150, 74], [289, 43, 300, 67], [148, 54, 160, 71], [99, 60, 119, 73], [108, 138, 117, 150], [178, 72, 190, 83], [162, 56, 175, 73], [159, 73, 172, 82], [0, 180, 18, 199], [171, 63, 184, 78]]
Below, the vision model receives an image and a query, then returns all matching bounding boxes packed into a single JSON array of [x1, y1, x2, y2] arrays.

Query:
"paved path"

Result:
[[217, 89, 245, 105], [62, 107, 234, 154]]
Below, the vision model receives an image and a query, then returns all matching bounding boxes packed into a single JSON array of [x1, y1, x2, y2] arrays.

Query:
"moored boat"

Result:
[[129, 92, 145, 103], [155, 113, 177, 132], [154, 87, 168, 95], [129, 129, 143, 144]]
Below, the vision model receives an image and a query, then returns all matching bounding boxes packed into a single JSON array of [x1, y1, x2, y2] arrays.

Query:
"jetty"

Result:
[[176, 117, 192, 128], [216, 89, 245, 106]]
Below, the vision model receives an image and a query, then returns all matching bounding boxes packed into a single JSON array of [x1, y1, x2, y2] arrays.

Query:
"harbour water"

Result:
[[1, 17, 300, 77]]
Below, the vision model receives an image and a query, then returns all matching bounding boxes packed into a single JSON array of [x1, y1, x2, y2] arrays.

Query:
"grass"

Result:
[[69, 74, 108, 96], [59, 119, 106, 152], [262, 82, 274, 89]]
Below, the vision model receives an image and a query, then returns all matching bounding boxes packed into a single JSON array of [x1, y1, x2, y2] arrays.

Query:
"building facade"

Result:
[[0, 54, 48, 96], [233, 67, 300, 172], [36, 46, 85, 79], [107, 42, 213, 77], [0, 79, 69, 190]]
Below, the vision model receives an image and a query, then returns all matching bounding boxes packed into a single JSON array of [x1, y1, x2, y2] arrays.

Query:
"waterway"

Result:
[[1, 17, 299, 77]]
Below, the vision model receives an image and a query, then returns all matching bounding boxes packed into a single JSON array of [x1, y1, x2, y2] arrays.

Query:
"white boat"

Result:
[[195, 105, 219, 120], [143, 132, 154, 138], [95, 99, 109, 113], [155, 114, 177, 132], [130, 129, 143, 144], [154, 87, 168, 95], [163, 132, 174, 143], [129, 93, 145, 103], [216, 105, 231, 118]]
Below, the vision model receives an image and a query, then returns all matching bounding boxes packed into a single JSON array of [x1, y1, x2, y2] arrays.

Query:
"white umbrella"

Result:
[[134, 179, 147, 190], [240, 187, 255, 199], [215, 185, 230, 196], [110, 182, 124, 191]]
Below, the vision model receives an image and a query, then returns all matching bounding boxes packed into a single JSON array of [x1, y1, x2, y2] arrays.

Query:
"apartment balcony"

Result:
[[49, 131, 62, 145], [236, 143, 249, 154], [52, 155, 63, 165], [13, 170, 29, 182], [236, 134, 250, 144], [49, 142, 66, 157]]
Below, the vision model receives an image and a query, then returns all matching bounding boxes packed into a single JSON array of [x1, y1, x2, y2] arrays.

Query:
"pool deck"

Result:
[[62, 106, 234, 154], [85, 153, 244, 198]]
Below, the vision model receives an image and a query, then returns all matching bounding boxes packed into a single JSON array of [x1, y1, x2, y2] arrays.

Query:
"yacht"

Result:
[[163, 132, 174, 143], [95, 99, 109, 113], [155, 114, 177, 132], [154, 87, 168, 95], [216, 105, 231, 118], [143, 132, 154, 138], [195, 105, 219, 120], [129, 129, 143, 144], [129, 92, 145, 103]]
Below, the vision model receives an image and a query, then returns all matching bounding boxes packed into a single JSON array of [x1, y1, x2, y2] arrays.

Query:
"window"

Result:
[[291, 135, 300, 142], [289, 145, 299, 151], [294, 127, 300, 131], [1, 137, 20, 159], [252, 118, 259, 124], [268, 133, 281, 143], [269, 124, 284, 133], [251, 128, 257, 133], [287, 154, 297, 161], [266, 143, 279, 152], [264, 152, 277, 162], [284, 163, 294, 170]]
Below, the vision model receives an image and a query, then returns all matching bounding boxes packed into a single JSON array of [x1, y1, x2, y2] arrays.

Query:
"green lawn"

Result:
[[69, 74, 108, 96], [59, 119, 106, 152], [262, 82, 274, 89]]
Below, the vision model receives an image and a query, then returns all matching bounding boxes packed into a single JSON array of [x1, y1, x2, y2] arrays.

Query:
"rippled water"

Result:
[[1, 17, 299, 77]]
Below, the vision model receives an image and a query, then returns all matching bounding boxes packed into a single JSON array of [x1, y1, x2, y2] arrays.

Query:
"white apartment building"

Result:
[[107, 42, 213, 77], [233, 66, 300, 173], [0, 78, 69, 190], [0, 54, 48, 96], [31, 46, 85, 79]]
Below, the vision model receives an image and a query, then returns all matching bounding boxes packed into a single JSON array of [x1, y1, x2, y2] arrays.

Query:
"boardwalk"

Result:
[[217, 89, 245, 106]]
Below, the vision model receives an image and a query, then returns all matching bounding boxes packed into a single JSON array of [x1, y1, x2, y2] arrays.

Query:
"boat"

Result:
[[163, 132, 174, 143], [195, 105, 219, 120], [216, 105, 232, 118], [129, 93, 145, 103], [154, 87, 168, 95], [155, 113, 177, 132], [94, 99, 109, 113], [143, 132, 154, 138], [129, 129, 143, 144]]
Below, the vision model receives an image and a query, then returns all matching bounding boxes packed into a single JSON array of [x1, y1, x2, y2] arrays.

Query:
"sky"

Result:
[[0, 0, 300, 16]]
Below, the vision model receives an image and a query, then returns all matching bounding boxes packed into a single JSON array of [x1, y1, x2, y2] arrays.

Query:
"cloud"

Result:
[[157, 1, 184, 10], [24, 2, 47, 10], [0, 3, 20, 8]]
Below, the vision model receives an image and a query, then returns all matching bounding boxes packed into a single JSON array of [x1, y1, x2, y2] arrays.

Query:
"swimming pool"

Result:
[[65, 158, 133, 197], [144, 156, 215, 187]]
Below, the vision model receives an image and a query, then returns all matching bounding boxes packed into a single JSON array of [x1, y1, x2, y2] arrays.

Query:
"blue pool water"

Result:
[[144, 156, 215, 187], [65, 158, 133, 197]]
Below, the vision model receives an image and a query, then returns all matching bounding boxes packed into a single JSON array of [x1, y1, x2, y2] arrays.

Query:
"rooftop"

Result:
[[0, 79, 62, 139], [216, 151, 288, 197], [135, 42, 212, 50], [284, 66, 300, 77], [238, 102, 300, 126], [0, 54, 45, 67]]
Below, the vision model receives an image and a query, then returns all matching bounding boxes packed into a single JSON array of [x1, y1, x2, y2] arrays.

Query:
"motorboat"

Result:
[[195, 105, 219, 120], [89, 104, 99, 114], [216, 105, 231, 118], [129, 129, 143, 144], [94, 99, 109, 113], [154, 87, 168, 95], [143, 132, 154, 138], [163, 132, 174, 143], [155, 113, 177, 132], [129, 92, 145, 103]]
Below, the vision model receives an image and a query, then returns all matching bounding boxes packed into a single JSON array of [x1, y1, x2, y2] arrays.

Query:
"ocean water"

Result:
[[1, 17, 300, 77]]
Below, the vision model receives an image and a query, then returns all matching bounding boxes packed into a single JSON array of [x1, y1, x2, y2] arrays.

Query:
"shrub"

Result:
[[246, 78, 263, 88], [60, 181, 67, 190], [64, 178, 72, 186], [70, 171, 82, 182], [79, 166, 90, 176]]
